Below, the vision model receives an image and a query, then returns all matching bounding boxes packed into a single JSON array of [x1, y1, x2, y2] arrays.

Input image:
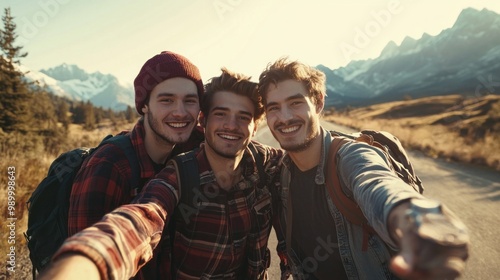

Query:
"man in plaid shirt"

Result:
[[40, 68, 285, 279], [67, 51, 205, 279]]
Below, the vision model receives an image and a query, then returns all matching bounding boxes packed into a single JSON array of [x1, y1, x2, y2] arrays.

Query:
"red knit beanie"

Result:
[[134, 51, 204, 115]]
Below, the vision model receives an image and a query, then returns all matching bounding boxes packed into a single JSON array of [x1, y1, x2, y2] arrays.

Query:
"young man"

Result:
[[259, 58, 470, 280], [67, 51, 205, 279], [38, 69, 284, 280]]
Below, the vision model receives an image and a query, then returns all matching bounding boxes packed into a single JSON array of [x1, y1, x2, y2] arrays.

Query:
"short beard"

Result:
[[146, 110, 177, 146], [205, 137, 243, 159], [278, 118, 320, 153]]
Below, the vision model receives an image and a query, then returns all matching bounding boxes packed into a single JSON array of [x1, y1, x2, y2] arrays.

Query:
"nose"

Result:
[[277, 106, 293, 121], [171, 101, 187, 117], [223, 115, 238, 130]]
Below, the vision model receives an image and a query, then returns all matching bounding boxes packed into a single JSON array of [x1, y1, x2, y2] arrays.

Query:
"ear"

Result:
[[141, 104, 149, 114], [315, 95, 325, 114], [198, 112, 207, 128]]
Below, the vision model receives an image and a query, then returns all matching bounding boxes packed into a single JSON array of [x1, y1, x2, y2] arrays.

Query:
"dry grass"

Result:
[[0, 119, 136, 278], [324, 94, 500, 171]]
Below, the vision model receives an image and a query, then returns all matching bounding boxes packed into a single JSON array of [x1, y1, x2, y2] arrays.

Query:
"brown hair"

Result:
[[202, 68, 264, 123], [258, 57, 326, 106]]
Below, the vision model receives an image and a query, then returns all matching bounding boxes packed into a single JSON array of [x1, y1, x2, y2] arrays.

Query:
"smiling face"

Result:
[[142, 77, 200, 146], [264, 79, 323, 152], [201, 91, 256, 159]]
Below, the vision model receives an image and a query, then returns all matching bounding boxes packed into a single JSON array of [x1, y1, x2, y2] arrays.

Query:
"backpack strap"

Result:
[[101, 134, 142, 196], [248, 142, 266, 190], [325, 135, 378, 251]]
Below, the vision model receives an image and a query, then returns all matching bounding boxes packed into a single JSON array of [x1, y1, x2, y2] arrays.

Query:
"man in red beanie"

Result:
[[68, 51, 205, 279]]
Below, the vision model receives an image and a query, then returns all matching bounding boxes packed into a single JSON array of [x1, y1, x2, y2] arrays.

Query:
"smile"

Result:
[[218, 133, 241, 140], [279, 125, 300, 134], [167, 122, 189, 128]]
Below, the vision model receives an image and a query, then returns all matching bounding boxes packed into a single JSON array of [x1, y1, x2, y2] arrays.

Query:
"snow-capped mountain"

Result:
[[24, 64, 134, 111], [322, 8, 500, 108]]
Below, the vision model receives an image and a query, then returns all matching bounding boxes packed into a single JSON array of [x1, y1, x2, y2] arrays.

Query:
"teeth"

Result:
[[281, 126, 299, 133], [220, 134, 240, 140], [168, 122, 188, 128]]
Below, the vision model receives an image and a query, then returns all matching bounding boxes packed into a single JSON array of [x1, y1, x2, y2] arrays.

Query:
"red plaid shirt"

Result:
[[57, 142, 284, 279], [68, 118, 204, 279]]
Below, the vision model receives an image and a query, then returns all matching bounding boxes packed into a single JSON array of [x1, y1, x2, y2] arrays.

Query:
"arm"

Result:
[[46, 166, 180, 279], [338, 142, 469, 279]]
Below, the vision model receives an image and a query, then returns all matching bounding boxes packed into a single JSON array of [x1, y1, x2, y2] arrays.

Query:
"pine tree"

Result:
[[125, 105, 137, 123], [83, 101, 96, 130], [0, 8, 31, 132]]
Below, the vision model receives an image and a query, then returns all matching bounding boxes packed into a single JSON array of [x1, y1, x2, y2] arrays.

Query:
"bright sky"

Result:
[[4, 0, 500, 85]]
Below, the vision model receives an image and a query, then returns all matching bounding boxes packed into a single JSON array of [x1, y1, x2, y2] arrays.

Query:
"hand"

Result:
[[389, 200, 469, 280], [37, 253, 101, 280]]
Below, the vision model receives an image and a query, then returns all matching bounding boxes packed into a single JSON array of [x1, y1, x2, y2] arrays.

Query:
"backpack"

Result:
[[24, 134, 140, 275], [325, 129, 424, 250]]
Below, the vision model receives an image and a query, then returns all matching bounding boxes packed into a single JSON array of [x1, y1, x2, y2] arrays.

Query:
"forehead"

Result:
[[151, 77, 198, 96], [265, 79, 308, 103], [211, 91, 254, 114]]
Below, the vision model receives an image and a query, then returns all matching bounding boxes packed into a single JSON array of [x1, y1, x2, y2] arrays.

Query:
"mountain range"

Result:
[[23, 7, 500, 110], [321, 7, 500, 108], [23, 64, 134, 111]]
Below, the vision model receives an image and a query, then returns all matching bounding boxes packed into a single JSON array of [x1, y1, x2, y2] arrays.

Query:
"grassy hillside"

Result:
[[324, 94, 500, 171]]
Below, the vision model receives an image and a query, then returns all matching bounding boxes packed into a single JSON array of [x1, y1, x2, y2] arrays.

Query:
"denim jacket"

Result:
[[276, 128, 424, 280]]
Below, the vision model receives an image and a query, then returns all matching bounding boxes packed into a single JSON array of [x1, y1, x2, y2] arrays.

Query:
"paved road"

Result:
[[254, 121, 500, 279]]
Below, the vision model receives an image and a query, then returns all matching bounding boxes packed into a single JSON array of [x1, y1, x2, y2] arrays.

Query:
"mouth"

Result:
[[167, 122, 190, 128], [217, 132, 242, 141], [277, 124, 301, 134]]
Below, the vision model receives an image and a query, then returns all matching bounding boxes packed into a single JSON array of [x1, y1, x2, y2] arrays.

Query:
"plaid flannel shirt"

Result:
[[68, 118, 204, 279], [57, 142, 284, 279]]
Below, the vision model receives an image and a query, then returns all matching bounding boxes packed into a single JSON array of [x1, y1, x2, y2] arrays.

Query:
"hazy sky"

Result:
[[3, 0, 500, 85]]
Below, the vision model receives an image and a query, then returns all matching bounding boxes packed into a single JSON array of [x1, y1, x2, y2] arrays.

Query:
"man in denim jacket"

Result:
[[259, 58, 469, 280]]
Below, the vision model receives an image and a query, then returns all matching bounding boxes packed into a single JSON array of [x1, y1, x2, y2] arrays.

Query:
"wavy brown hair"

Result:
[[258, 57, 326, 106], [202, 68, 263, 123]]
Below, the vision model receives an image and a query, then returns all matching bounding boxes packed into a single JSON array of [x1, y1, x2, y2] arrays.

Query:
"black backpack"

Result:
[[24, 134, 140, 276]]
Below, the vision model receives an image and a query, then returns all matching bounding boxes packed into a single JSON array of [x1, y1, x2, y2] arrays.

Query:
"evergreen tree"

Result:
[[83, 101, 96, 130], [56, 99, 71, 130], [0, 8, 31, 132], [125, 105, 137, 123], [71, 101, 86, 124]]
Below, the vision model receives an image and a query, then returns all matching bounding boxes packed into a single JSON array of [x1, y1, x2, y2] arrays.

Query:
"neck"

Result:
[[204, 147, 244, 191], [288, 129, 323, 172], [144, 128, 174, 165]]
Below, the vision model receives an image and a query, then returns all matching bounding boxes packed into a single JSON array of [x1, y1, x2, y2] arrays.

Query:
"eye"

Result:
[[185, 98, 199, 104], [291, 100, 303, 106], [266, 106, 278, 112], [239, 115, 252, 122], [159, 98, 173, 104]]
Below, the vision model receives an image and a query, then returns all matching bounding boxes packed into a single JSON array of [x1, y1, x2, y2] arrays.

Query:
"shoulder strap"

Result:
[[325, 135, 377, 251], [101, 134, 142, 196], [171, 150, 199, 204], [248, 142, 266, 189]]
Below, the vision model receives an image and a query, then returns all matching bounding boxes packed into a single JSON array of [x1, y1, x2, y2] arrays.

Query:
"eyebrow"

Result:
[[211, 106, 254, 118], [266, 93, 305, 107], [157, 93, 198, 99]]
